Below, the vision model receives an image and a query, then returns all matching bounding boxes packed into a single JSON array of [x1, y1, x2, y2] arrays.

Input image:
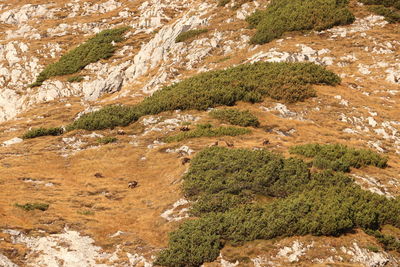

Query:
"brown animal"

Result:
[[225, 141, 234, 147], [180, 126, 190, 132], [181, 157, 191, 165], [117, 130, 126, 135], [262, 139, 270, 145], [94, 173, 104, 178], [128, 181, 138, 188]]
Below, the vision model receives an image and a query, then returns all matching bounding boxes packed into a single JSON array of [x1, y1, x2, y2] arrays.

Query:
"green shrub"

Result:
[[22, 127, 64, 139], [67, 62, 339, 131], [30, 27, 129, 87], [289, 143, 388, 172], [210, 108, 260, 127], [156, 146, 400, 266], [67, 75, 85, 83], [97, 136, 117, 144], [366, 229, 400, 252], [359, 0, 400, 9], [15, 203, 49, 211], [164, 124, 251, 143], [66, 105, 139, 131], [247, 0, 355, 44], [367, 5, 400, 23], [175, 29, 208, 42]]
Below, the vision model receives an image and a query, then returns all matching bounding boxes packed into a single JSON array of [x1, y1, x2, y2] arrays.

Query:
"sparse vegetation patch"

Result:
[[67, 75, 85, 83], [97, 136, 117, 144], [246, 0, 355, 44], [22, 127, 64, 139], [67, 62, 340, 131], [175, 29, 208, 43], [209, 108, 260, 127], [164, 123, 251, 143], [30, 27, 129, 87], [15, 203, 49, 211]]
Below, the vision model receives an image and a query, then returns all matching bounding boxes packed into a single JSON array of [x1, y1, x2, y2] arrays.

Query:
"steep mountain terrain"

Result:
[[0, 0, 399, 266]]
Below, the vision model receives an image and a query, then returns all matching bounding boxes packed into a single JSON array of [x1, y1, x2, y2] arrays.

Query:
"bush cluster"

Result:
[[289, 143, 388, 172], [164, 123, 251, 143], [67, 62, 340, 131], [366, 229, 400, 252], [30, 27, 129, 87], [22, 127, 64, 139], [156, 146, 399, 266], [367, 5, 400, 23], [15, 203, 49, 211], [209, 108, 260, 127], [175, 29, 208, 43], [246, 0, 355, 44]]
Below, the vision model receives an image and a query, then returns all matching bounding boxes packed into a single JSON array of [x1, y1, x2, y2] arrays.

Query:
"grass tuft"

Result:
[[15, 203, 49, 211]]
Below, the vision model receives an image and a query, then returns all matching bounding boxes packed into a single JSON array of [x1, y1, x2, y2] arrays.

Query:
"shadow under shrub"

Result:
[[156, 146, 399, 266], [209, 108, 260, 127], [30, 27, 129, 87], [22, 127, 64, 139], [67, 62, 340, 131], [246, 0, 355, 44]]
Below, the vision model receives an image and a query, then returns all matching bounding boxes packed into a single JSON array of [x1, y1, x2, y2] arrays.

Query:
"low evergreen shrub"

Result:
[[289, 143, 388, 172], [156, 146, 399, 266], [246, 0, 355, 44], [67, 62, 339, 131], [15, 203, 49, 211], [22, 127, 64, 139], [30, 27, 129, 87], [209, 108, 260, 127], [164, 124, 250, 143]]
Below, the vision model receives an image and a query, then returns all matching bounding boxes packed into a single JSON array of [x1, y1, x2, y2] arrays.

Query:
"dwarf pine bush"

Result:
[[30, 27, 129, 87], [210, 108, 260, 127], [67, 62, 340, 131], [155, 146, 399, 266], [22, 127, 64, 139], [164, 124, 251, 143], [289, 143, 388, 172], [247, 0, 355, 44]]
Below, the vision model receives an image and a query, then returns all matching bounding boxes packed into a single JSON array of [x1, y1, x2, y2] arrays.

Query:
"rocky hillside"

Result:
[[0, 0, 399, 266]]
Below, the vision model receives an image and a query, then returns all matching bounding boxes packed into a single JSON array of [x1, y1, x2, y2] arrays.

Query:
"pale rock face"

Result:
[[82, 72, 124, 101], [341, 242, 396, 267], [0, 254, 18, 267], [248, 45, 334, 66], [0, 4, 56, 24], [277, 241, 313, 263], [2, 137, 23, 146], [82, 0, 122, 16]]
